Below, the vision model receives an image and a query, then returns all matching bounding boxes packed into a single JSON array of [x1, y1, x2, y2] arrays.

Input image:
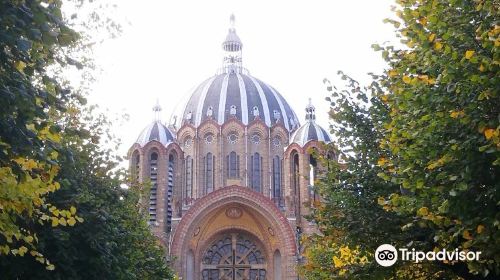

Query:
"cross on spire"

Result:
[[152, 99, 162, 121]]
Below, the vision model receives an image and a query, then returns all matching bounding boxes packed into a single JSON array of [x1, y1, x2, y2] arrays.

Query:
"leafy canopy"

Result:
[[301, 0, 499, 279]]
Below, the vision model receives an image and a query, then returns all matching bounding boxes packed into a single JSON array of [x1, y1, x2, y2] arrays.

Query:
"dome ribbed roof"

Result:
[[291, 122, 331, 147], [171, 72, 300, 131], [291, 99, 331, 146], [136, 121, 175, 146]]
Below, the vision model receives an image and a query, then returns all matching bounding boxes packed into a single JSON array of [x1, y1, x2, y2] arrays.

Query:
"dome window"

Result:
[[252, 106, 260, 118], [230, 105, 237, 116], [272, 136, 282, 148], [227, 132, 239, 144], [205, 133, 215, 145], [273, 110, 281, 122], [186, 111, 193, 122], [184, 136, 192, 148], [251, 133, 261, 145]]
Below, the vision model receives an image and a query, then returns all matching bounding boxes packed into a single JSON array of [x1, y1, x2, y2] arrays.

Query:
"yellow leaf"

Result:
[[67, 217, 76, 226], [402, 75, 412, 84], [377, 197, 386, 206], [479, 64, 486, 72], [14, 61, 26, 73], [18, 246, 28, 256], [333, 256, 343, 268], [484, 128, 495, 140], [46, 264, 55, 271], [59, 217, 67, 226], [463, 230, 473, 240], [49, 151, 59, 160], [465, 50, 475, 59], [417, 207, 429, 216], [428, 33, 436, 42], [51, 217, 59, 227], [70, 206, 77, 215], [377, 157, 387, 166], [339, 246, 350, 257], [450, 111, 464, 119], [477, 225, 485, 234], [434, 41, 442, 50], [388, 70, 397, 77]]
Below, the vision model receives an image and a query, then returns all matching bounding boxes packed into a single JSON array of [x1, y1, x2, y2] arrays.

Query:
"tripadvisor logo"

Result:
[[375, 244, 398, 267], [374, 244, 481, 267]]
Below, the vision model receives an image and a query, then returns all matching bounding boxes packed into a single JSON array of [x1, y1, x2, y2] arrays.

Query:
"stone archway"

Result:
[[171, 186, 297, 280]]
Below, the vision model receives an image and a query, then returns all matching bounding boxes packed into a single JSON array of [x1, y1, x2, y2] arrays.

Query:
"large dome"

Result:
[[170, 15, 299, 132], [172, 72, 300, 131]]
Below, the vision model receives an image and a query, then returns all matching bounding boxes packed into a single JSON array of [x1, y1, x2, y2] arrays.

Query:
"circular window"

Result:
[[184, 137, 192, 148], [205, 133, 214, 145], [227, 133, 239, 144], [251, 133, 261, 145], [272, 136, 282, 147]]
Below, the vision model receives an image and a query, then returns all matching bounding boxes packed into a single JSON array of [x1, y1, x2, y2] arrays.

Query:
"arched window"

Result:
[[148, 152, 159, 225], [272, 156, 283, 207], [227, 151, 240, 178], [309, 153, 318, 202], [166, 154, 175, 232], [205, 153, 215, 194], [201, 233, 266, 279], [132, 152, 140, 182], [185, 156, 193, 204], [292, 152, 300, 218], [250, 152, 262, 192]]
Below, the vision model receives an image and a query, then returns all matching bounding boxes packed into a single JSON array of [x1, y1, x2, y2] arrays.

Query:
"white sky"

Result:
[[87, 0, 397, 157]]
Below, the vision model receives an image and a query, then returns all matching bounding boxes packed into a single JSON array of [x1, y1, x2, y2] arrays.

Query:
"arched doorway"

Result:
[[171, 186, 297, 279], [201, 231, 266, 280]]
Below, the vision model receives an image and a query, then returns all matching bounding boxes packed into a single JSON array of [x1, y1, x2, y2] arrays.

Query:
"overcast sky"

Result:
[[86, 0, 398, 157]]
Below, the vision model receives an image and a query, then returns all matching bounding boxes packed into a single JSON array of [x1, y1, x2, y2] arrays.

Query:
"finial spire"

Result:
[[221, 14, 243, 73], [230, 13, 235, 29], [153, 99, 162, 121], [305, 98, 316, 122]]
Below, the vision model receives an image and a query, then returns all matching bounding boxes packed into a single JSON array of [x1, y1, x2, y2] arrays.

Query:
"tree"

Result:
[[0, 106, 174, 279], [378, 0, 499, 277], [301, 0, 499, 279], [300, 73, 452, 279], [0, 0, 82, 268], [1, 1, 174, 278]]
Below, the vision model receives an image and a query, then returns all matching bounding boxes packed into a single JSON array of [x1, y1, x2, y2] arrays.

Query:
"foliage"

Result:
[[1, 0, 174, 278], [376, 0, 499, 277], [301, 0, 499, 279], [0, 106, 174, 279], [300, 74, 454, 279], [0, 0, 83, 268]]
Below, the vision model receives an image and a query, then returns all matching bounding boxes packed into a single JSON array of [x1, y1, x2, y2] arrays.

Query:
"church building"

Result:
[[128, 15, 333, 280]]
